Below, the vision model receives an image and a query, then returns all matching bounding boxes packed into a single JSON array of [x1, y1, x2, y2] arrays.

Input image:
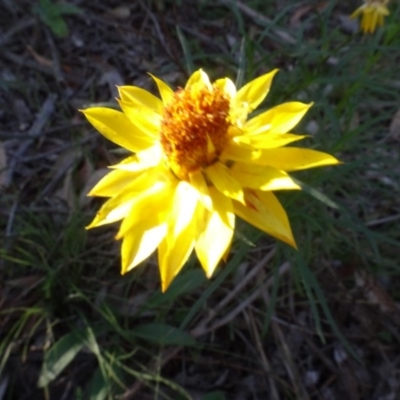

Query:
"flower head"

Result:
[[82, 69, 339, 291], [350, 0, 390, 34]]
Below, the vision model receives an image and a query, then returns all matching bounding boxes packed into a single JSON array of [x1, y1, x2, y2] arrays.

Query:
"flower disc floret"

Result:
[[160, 85, 231, 180]]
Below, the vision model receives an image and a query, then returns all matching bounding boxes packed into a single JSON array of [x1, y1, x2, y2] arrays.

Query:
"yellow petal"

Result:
[[88, 168, 138, 197], [166, 182, 199, 244], [86, 197, 135, 229], [245, 102, 312, 135], [237, 132, 307, 149], [369, 10, 378, 32], [185, 69, 211, 90], [379, 6, 390, 16], [118, 85, 163, 113], [116, 180, 176, 239], [117, 99, 160, 139], [234, 69, 278, 112], [110, 144, 162, 172], [254, 148, 341, 171], [121, 222, 167, 274], [220, 141, 261, 163], [230, 163, 300, 191], [233, 190, 296, 247], [158, 182, 199, 291], [361, 14, 370, 33], [195, 187, 234, 278], [213, 77, 237, 99], [149, 73, 174, 105], [205, 162, 244, 204], [81, 108, 154, 152], [86, 170, 159, 228], [189, 170, 212, 210]]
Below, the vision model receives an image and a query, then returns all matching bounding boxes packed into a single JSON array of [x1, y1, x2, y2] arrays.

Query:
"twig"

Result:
[[45, 29, 64, 82], [202, 261, 291, 333], [218, 0, 296, 44], [272, 320, 311, 400], [245, 309, 281, 399], [38, 157, 76, 199], [0, 123, 86, 141], [5, 197, 19, 238], [165, 19, 229, 55], [0, 50, 53, 76], [20, 134, 95, 163], [0, 189, 23, 272], [137, 0, 187, 77], [0, 17, 35, 47], [3, 94, 57, 188], [191, 246, 276, 335], [366, 214, 400, 227], [0, 50, 84, 85], [138, 0, 174, 60]]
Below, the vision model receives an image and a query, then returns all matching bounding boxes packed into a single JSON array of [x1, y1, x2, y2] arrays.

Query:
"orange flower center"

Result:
[[160, 84, 231, 180]]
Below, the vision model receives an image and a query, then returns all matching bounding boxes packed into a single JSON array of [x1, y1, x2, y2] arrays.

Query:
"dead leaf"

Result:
[[338, 15, 359, 34], [0, 141, 7, 187], [26, 45, 53, 68], [349, 111, 360, 131], [355, 270, 399, 314], [290, 2, 329, 28], [315, 2, 329, 12], [290, 5, 313, 27], [51, 148, 82, 207], [7, 275, 42, 288], [99, 66, 124, 98], [13, 98, 32, 131], [108, 6, 131, 19], [56, 168, 75, 209], [79, 167, 109, 207], [388, 108, 400, 141]]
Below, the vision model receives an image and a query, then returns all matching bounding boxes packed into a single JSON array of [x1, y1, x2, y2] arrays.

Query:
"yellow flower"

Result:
[[82, 69, 339, 291], [350, 0, 390, 34]]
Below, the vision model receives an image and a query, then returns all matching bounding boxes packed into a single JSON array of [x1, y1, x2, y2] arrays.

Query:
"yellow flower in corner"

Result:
[[82, 69, 339, 291], [350, 0, 390, 34]]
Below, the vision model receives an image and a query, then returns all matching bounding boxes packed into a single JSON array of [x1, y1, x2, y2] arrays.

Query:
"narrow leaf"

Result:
[[294, 178, 339, 209], [176, 26, 194, 75], [85, 367, 109, 400], [38, 331, 86, 387], [132, 323, 197, 346]]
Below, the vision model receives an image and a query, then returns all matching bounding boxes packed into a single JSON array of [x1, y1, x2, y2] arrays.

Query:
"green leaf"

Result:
[[33, 0, 81, 38], [146, 269, 207, 310], [56, 3, 82, 15], [235, 38, 246, 89], [176, 26, 194, 75], [296, 257, 323, 341], [38, 330, 86, 387], [48, 15, 69, 38], [293, 178, 339, 209], [85, 367, 109, 400], [167, 268, 207, 294], [262, 263, 282, 335], [132, 323, 197, 346], [202, 391, 226, 400]]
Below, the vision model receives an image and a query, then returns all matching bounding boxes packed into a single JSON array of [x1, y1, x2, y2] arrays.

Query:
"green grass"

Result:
[[1, 0, 400, 399]]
